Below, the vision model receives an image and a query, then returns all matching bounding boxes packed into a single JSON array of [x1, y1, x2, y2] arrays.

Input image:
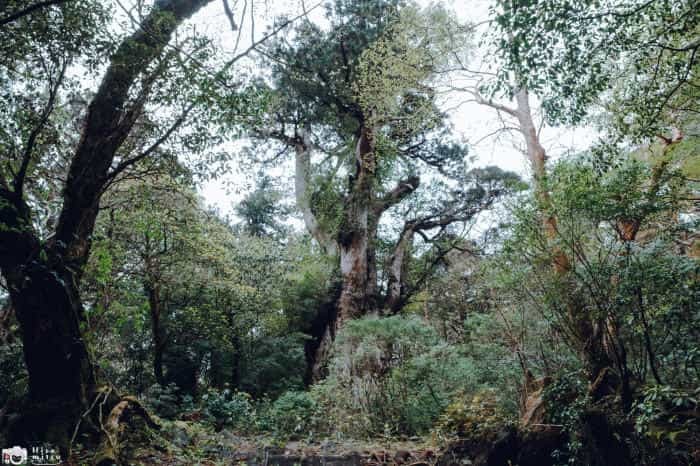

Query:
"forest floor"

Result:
[[108, 420, 441, 466]]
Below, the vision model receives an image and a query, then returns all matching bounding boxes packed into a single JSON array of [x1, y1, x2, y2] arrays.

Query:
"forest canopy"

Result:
[[0, 0, 698, 465]]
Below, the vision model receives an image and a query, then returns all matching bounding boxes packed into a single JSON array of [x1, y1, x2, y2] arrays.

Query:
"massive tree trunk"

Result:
[[336, 125, 376, 325], [0, 0, 213, 448], [0, 187, 96, 447], [309, 125, 375, 378], [308, 127, 423, 377]]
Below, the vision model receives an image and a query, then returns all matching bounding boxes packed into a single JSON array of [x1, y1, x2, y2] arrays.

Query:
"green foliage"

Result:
[[633, 385, 700, 447], [498, 152, 699, 386], [0, 338, 27, 407], [201, 389, 255, 430], [432, 390, 510, 444], [353, 4, 457, 130], [235, 176, 290, 238], [1, 2, 697, 461], [145, 383, 195, 420], [542, 371, 588, 429], [384, 344, 483, 434], [330, 315, 438, 377], [490, 0, 700, 137], [312, 315, 508, 437], [266, 391, 319, 440], [238, 333, 308, 398]]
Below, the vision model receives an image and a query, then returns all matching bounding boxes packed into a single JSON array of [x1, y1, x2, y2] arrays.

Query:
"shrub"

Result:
[[633, 385, 700, 449], [201, 388, 254, 430], [432, 389, 510, 444], [542, 370, 587, 428], [267, 390, 319, 439], [145, 383, 185, 419], [384, 344, 481, 434], [238, 333, 308, 398], [314, 315, 492, 437], [330, 314, 439, 380]]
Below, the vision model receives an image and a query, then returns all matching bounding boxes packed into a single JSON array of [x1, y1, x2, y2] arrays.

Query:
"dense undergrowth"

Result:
[[1, 0, 699, 465]]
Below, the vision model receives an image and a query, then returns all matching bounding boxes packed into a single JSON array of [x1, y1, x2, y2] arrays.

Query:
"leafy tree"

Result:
[[250, 0, 520, 377], [235, 176, 290, 238], [0, 0, 259, 449], [490, 0, 700, 137], [500, 152, 698, 399]]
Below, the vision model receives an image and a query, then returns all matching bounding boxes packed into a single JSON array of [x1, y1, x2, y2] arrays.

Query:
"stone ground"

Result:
[[100, 420, 444, 466]]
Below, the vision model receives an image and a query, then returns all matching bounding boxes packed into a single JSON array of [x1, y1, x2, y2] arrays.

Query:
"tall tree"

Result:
[[235, 176, 290, 238], [252, 0, 520, 376], [0, 0, 215, 448], [489, 0, 700, 138], [486, 0, 699, 402]]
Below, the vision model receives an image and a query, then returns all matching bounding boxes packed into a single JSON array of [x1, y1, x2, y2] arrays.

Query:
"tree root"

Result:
[[93, 395, 160, 466], [67, 389, 160, 466]]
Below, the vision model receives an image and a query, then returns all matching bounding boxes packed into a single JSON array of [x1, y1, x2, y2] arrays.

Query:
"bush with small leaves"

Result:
[[201, 388, 254, 431], [432, 390, 510, 444], [633, 385, 700, 455], [145, 383, 185, 420], [267, 390, 319, 439]]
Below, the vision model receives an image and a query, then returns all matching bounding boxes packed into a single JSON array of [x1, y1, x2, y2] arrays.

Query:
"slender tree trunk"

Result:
[[514, 88, 618, 395], [384, 225, 413, 314], [366, 212, 380, 311], [146, 282, 165, 385]]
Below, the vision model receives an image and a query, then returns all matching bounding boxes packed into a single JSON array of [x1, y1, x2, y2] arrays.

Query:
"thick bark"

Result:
[[309, 126, 376, 378], [3, 260, 96, 447], [305, 282, 341, 382], [53, 0, 212, 270], [308, 128, 422, 375], [0, 187, 95, 447], [373, 175, 419, 314], [0, 0, 213, 448], [336, 125, 376, 325], [365, 212, 380, 309]]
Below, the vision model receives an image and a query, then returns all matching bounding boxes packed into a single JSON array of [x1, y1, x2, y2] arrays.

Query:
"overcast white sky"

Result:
[[184, 0, 597, 220]]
